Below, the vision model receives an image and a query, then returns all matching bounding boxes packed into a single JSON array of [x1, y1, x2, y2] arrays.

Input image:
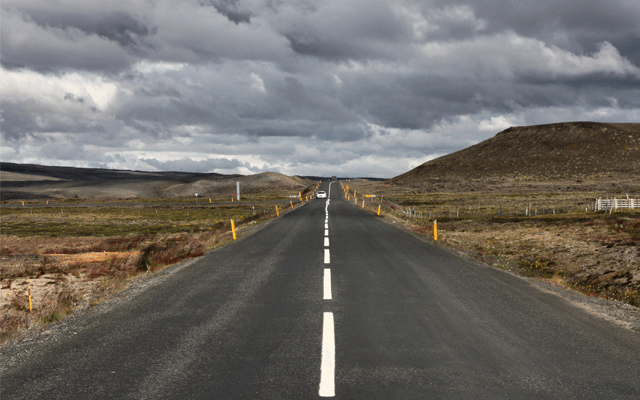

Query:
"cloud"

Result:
[[1, 9, 134, 71], [141, 156, 251, 173], [479, 116, 518, 131], [249, 73, 267, 93], [0, 68, 119, 139], [1, 0, 639, 178]]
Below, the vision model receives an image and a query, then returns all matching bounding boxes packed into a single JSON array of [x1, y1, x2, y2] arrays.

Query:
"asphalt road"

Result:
[[2, 181, 640, 399]]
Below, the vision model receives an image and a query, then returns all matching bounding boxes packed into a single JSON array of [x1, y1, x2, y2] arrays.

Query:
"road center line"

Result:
[[325, 223, 329, 229], [325, 229, 329, 237], [319, 312, 335, 397], [324, 249, 330, 264], [324, 268, 332, 300], [324, 237, 329, 247]]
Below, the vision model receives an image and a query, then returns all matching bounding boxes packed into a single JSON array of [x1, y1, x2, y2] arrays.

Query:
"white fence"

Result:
[[596, 198, 639, 211]]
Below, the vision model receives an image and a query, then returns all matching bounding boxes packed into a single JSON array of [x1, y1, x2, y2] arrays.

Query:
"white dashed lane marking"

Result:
[[324, 268, 332, 300], [319, 312, 335, 397], [320, 185, 335, 397]]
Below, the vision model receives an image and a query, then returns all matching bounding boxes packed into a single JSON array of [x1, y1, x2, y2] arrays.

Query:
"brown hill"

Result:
[[390, 122, 640, 188], [162, 172, 312, 197], [0, 163, 313, 201]]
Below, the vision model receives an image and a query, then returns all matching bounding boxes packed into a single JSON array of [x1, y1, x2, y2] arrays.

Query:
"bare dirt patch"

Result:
[[0, 251, 137, 312], [0, 235, 153, 342], [0, 232, 222, 342]]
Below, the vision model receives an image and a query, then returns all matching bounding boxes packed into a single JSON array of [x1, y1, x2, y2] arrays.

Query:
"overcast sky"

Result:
[[2, 0, 639, 178]]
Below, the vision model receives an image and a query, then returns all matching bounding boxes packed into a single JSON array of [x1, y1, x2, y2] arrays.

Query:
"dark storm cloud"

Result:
[[1, 10, 135, 72], [1, 0, 639, 177], [21, 8, 150, 50], [463, 0, 640, 55], [0, 98, 106, 142], [203, 0, 253, 24], [280, 0, 411, 61]]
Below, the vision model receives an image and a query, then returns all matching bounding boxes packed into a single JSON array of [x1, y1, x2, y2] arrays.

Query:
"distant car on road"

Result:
[[317, 191, 327, 199]]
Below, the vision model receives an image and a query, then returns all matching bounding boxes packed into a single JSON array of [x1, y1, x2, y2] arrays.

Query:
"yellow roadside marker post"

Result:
[[290, 201, 294, 209], [231, 219, 237, 240], [276, 206, 280, 216], [434, 220, 438, 241], [362, 199, 365, 208], [28, 285, 32, 312], [378, 205, 381, 215]]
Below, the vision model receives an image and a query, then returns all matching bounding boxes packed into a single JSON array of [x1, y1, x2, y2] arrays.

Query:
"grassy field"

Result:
[[1, 203, 271, 237], [0, 186, 319, 343], [343, 181, 640, 308]]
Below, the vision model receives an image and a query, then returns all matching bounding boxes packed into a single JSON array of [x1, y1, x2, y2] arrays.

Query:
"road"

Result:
[[2, 181, 640, 399]]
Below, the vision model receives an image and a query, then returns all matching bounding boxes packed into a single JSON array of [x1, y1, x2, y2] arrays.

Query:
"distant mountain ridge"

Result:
[[390, 122, 640, 186], [0, 162, 232, 182], [0, 163, 312, 201]]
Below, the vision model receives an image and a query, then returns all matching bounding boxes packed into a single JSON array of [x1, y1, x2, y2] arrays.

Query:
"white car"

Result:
[[317, 191, 327, 199]]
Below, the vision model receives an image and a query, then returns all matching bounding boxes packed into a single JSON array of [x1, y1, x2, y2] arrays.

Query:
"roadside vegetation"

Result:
[[345, 181, 640, 308], [0, 186, 319, 343]]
